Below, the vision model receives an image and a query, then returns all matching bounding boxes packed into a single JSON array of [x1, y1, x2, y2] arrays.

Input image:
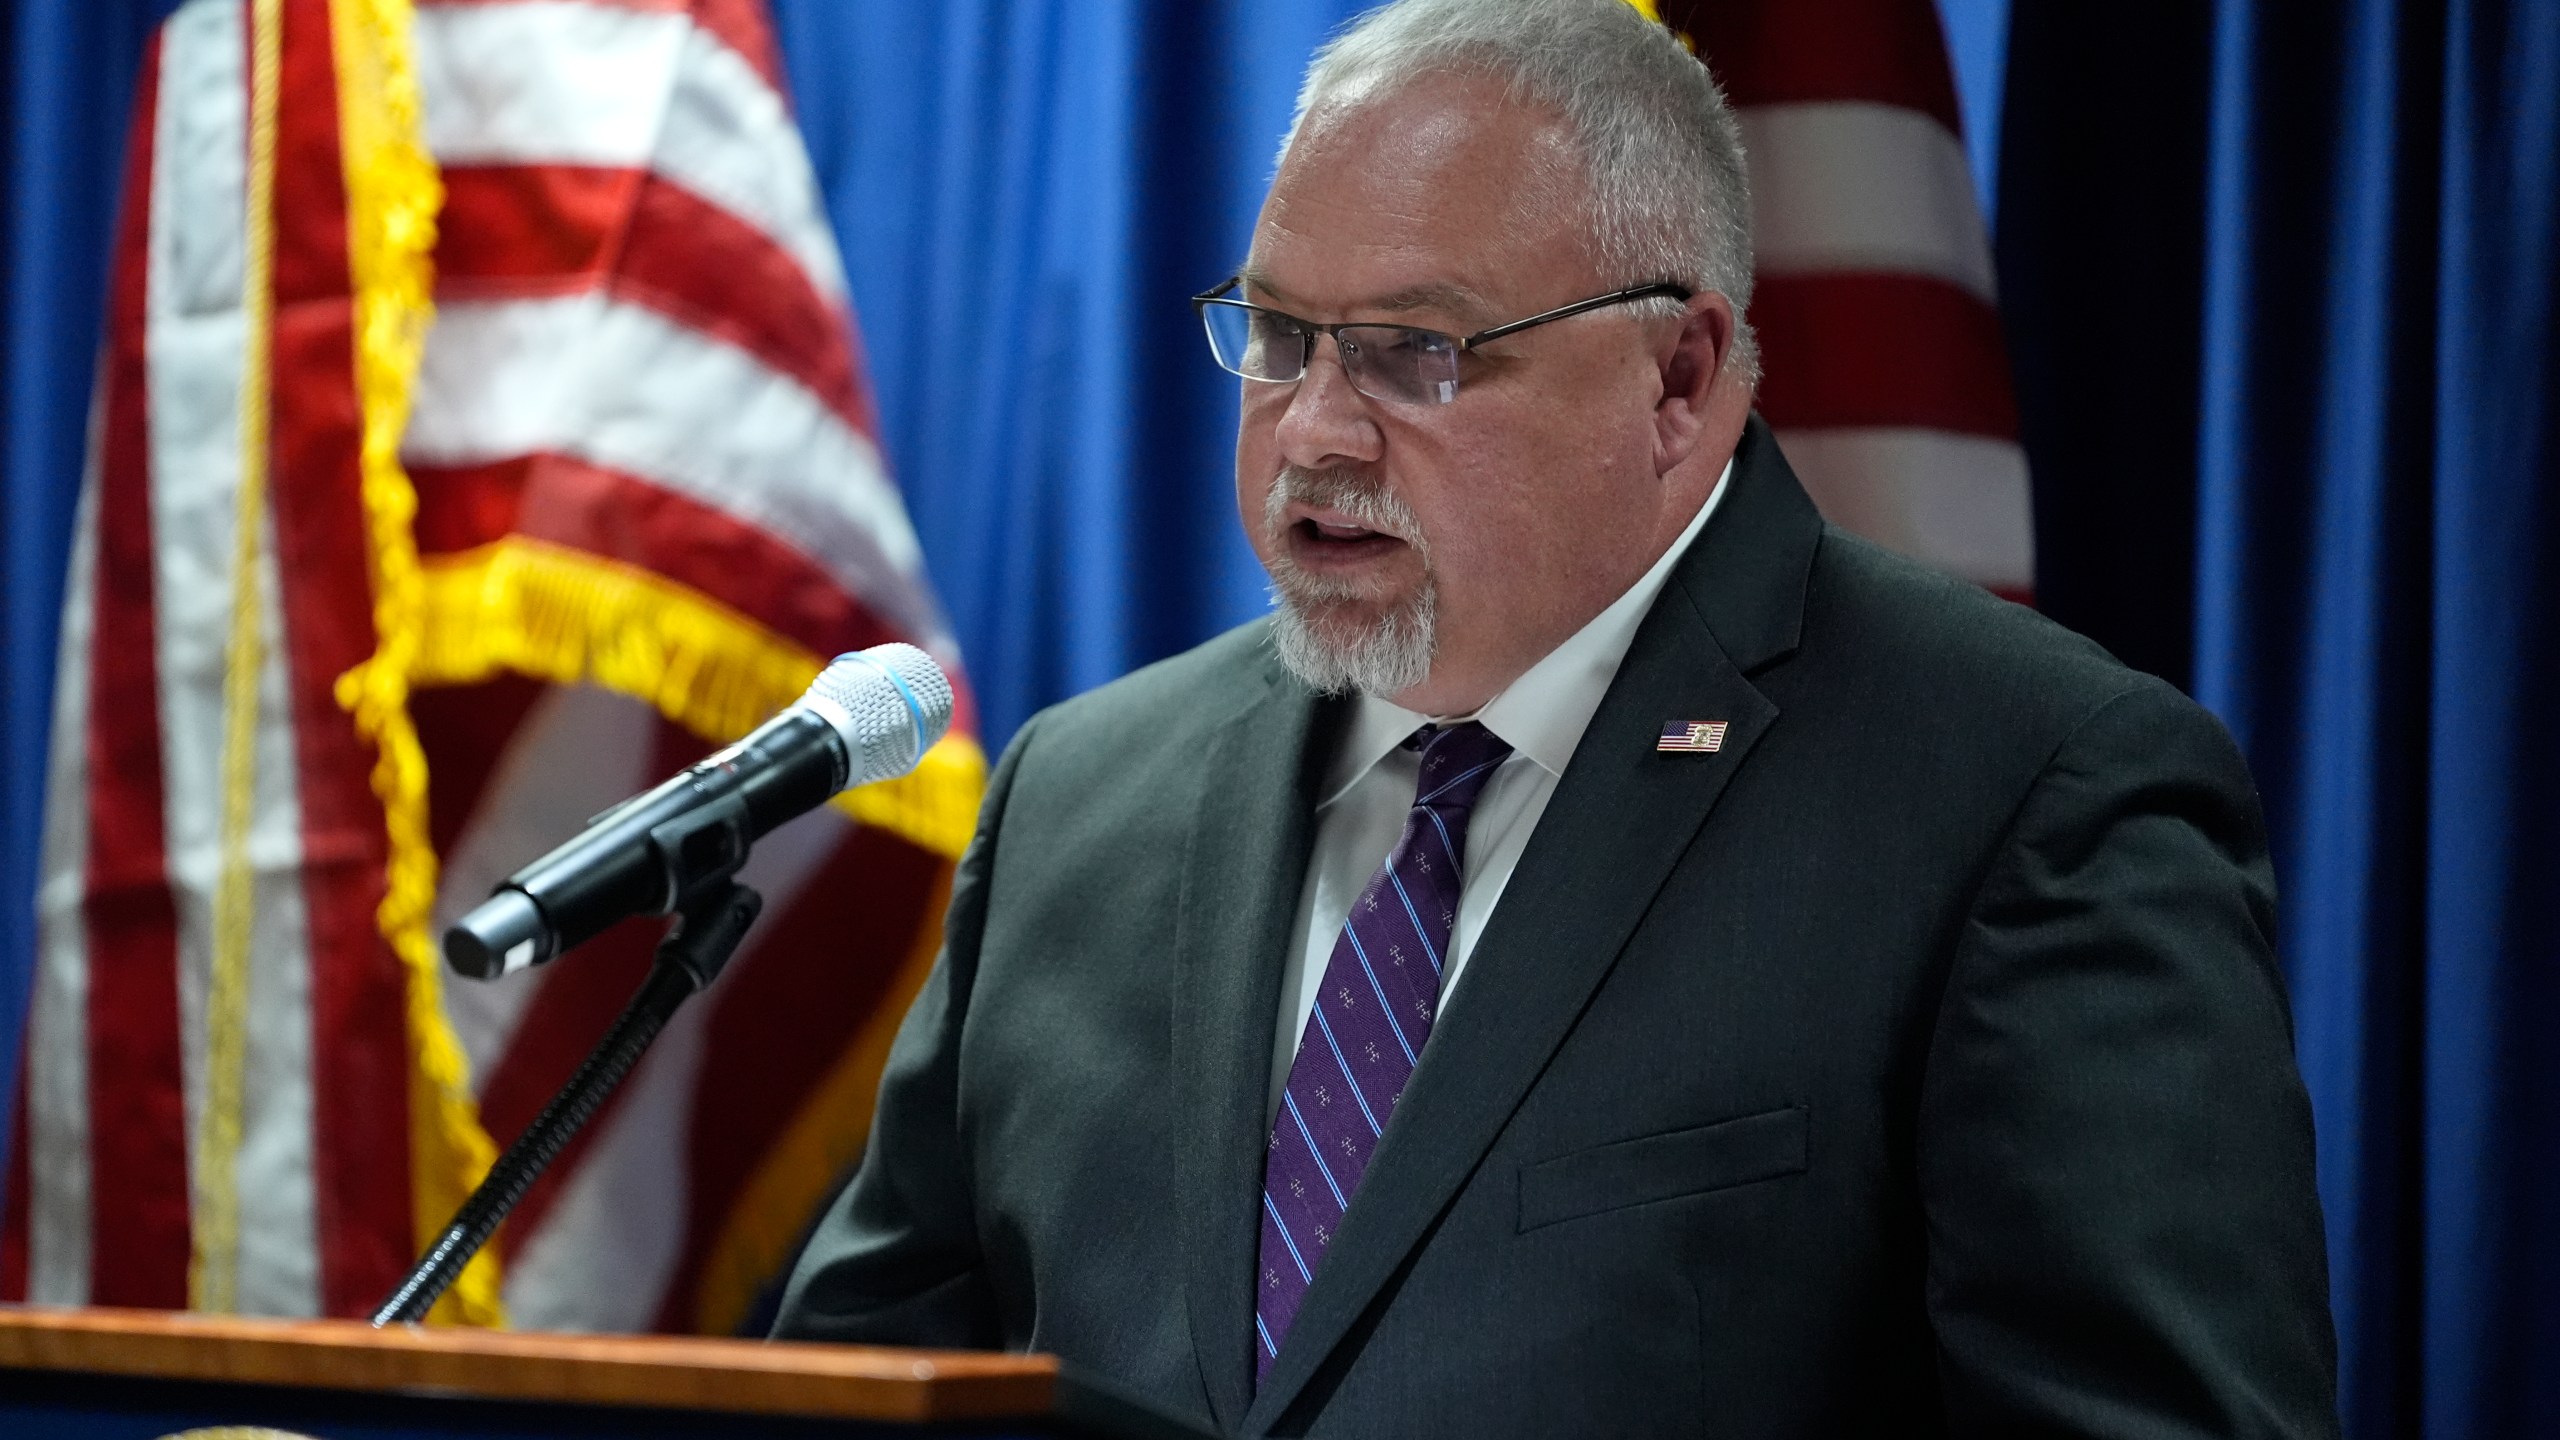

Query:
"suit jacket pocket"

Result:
[[1516, 1105, 1808, 1233]]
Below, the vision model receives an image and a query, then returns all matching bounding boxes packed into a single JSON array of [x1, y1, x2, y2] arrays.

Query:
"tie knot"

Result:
[[1409, 721, 1513, 813]]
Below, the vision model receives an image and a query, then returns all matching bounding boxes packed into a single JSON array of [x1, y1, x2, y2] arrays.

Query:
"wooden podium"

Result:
[[0, 1306, 1210, 1439]]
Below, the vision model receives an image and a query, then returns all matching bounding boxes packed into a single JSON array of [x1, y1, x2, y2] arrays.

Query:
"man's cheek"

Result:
[[1234, 456, 1276, 545]]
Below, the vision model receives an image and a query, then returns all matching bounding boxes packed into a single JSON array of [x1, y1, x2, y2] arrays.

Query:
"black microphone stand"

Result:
[[370, 879, 764, 1327]]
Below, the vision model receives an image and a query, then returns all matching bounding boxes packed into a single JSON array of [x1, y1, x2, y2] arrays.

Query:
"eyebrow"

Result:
[[1237, 266, 1491, 323]]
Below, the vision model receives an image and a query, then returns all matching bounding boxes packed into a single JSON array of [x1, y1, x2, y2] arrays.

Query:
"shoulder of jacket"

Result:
[[1003, 616, 1288, 769], [1799, 525, 2164, 731]]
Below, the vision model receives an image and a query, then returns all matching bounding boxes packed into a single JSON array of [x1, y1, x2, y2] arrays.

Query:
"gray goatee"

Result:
[[1261, 466, 1437, 697]]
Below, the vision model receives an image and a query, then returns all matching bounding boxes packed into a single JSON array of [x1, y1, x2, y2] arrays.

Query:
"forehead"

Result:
[[1247, 71, 1591, 322]]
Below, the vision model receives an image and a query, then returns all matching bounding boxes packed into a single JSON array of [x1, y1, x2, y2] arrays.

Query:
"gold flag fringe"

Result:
[[415, 537, 987, 864], [326, 0, 504, 1327]]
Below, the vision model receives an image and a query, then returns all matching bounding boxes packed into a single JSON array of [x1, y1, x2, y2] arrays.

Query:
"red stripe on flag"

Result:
[[435, 165, 876, 434], [650, 826, 940, 1331], [84, 34, 193, 1310], [419, 0, 787, 96], [410, 454, 906, 660], [1749, 273, 2019, 440], [1, 1060, 31, 1299], [1668, 0, 1965, 137], [413, 675, 551, 862], [429, 165, 638, 292], [269, 0, 418, 1316]]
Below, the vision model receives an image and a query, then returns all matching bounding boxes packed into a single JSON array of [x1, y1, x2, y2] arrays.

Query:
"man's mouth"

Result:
[[1303, 515, 1394, 541], [1287, 512, 1406, 562], [1263, 468, 1426, 582]]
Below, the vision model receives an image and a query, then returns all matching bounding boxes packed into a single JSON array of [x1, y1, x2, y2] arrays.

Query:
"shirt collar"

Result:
[[1319, 458, 1734, 805]]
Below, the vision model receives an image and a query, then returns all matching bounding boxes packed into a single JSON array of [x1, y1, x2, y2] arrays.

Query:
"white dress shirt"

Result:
[[1268, 462, 1733, 1115]]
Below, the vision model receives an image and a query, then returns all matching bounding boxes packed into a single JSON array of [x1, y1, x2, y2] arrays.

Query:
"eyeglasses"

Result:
[[1190, 277, 1694, 406]]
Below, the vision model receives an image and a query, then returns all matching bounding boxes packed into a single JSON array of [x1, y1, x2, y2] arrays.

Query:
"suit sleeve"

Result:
[[1919, 680, 2340, 1437], [768, 715, 1039, 1346]]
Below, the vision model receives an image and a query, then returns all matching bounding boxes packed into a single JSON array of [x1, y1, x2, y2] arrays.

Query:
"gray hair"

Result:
[[1283, 0, 1758, 382]]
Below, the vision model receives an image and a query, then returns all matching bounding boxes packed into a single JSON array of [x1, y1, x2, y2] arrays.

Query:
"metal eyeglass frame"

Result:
[[1190, 276, 1695, 406]]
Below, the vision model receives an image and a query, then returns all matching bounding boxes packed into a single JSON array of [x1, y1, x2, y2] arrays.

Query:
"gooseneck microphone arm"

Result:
[[371, 881, 761, 1326]]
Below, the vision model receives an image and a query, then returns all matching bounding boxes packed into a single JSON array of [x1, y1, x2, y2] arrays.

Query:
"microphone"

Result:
[[442, 643, 955, 980]]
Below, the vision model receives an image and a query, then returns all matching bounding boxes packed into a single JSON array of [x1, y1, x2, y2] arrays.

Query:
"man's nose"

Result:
[[1272, 334, 1384, 470]]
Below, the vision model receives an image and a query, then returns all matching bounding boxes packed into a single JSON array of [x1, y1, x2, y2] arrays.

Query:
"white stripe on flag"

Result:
[[405, 294, 949, 650], [27, 432, 104, 1306], [1774, 427, 2036, 592], [146, 0, 320, 1316], [413, 0, 848, 300], [416, 2, 684, 167], [154, 0, 252, 320], [1739, 102, 1997, 302]]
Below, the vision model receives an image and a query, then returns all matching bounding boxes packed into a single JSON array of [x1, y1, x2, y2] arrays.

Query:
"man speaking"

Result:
[[774, 1, 2339, 1435]]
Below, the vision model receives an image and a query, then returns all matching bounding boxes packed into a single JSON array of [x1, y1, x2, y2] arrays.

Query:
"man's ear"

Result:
[[1654, 292, 1734, 473]]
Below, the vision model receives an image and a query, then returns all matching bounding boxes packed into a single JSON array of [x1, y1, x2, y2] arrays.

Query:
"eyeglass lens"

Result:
[[1200, 303, 1462, 406]]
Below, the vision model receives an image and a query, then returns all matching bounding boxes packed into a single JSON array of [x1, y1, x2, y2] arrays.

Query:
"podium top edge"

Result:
[[0, 1304, 1058, 1424]]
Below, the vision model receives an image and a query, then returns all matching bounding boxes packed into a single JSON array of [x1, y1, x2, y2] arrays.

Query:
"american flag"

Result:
[[4, 0, 979, 1335], [400, 0, 980, 1336], [1659, 0, 2033, 602], [1658, 721, 1731, 753]]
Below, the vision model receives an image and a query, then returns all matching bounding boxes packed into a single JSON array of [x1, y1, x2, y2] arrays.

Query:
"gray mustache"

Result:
[[1265, 467, 1424, 549]]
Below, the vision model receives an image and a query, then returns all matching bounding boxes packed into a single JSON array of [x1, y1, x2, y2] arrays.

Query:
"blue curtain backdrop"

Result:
[[6, 3, 2557, 1434], [1996, 0, 2214, 691], [2196, 1, 2560, 1432], [2004, 2, 2560, 1435]]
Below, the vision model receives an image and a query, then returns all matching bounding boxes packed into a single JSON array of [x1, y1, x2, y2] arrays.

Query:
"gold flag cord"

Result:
[[326, 0, 505, 1326], [193, 0, 286, 1316]]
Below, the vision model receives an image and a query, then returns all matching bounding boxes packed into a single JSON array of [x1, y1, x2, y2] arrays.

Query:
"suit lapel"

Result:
[[1243, 419, 1823, 1430], [1172, 654, 1333, 1435]]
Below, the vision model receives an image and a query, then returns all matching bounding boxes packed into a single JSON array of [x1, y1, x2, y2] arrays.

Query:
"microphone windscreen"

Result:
[[806, 643, 956, 786]]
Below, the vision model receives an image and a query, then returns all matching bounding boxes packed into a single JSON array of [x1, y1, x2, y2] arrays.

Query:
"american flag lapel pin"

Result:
[[1657, 719, 1728, 753]]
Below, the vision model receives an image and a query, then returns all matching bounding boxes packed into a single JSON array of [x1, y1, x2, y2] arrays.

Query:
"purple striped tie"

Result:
[[1254, 721, 1514, 1382]]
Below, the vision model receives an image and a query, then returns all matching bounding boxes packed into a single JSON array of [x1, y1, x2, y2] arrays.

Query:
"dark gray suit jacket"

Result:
[[774, 421, 2338, 1438]]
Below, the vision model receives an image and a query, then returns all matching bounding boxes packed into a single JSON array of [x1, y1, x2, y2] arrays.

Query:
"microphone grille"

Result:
[[806, 643, 957, 786]]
